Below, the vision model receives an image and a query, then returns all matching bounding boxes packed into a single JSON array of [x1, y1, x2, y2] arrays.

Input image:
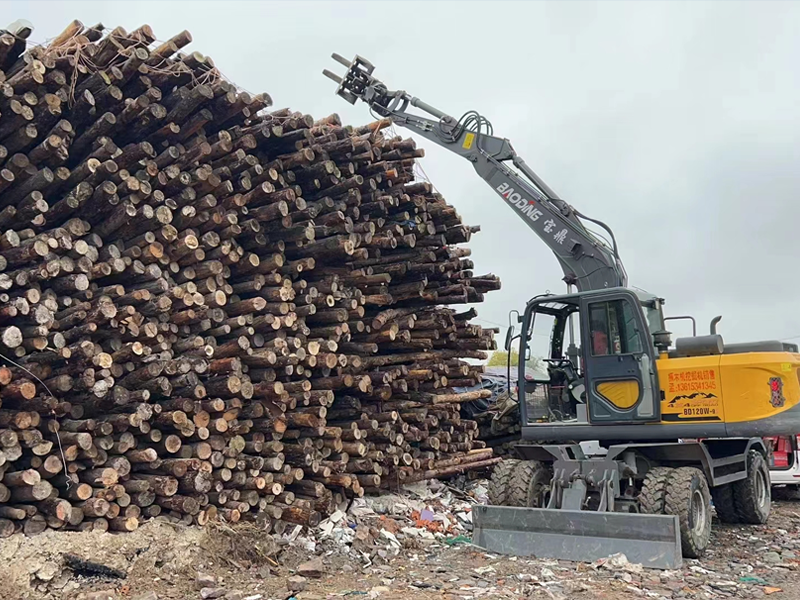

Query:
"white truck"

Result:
[[768, 435, 800, 498]]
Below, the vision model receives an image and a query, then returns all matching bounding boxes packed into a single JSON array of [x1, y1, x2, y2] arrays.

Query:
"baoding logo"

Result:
[[495, 183, 543, 221]]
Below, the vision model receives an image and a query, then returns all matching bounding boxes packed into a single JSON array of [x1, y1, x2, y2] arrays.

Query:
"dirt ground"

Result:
[[3, 497, 800, 600]]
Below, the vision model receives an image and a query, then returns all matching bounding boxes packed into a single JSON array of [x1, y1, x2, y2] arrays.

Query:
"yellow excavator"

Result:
[[324, 55, 800, 568]]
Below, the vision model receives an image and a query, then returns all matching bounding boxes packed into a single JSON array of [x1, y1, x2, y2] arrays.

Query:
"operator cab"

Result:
[[510, 287, 664, 428]]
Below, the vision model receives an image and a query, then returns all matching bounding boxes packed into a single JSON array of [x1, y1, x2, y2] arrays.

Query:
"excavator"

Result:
[[324, 55, 800, 568]]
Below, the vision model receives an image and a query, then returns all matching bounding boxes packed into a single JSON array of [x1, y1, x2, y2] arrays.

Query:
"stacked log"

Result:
[[473, 410, 521, 456], [0, 20, 501, 536], [459, 376, 522, 456]]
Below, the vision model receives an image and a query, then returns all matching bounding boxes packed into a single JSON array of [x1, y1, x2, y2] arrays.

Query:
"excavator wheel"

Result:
[[639, 467, 672, 515], [733, 449, 771, 524], [487, 458, 520, 506], [507, 460, 551, 507], [772, 486, 800, 501], [664, 467, 712, 559], [710, 484, 739, 523]]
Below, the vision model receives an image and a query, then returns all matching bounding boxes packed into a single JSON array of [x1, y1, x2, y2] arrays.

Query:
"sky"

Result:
[[4, 1, 800, 349]]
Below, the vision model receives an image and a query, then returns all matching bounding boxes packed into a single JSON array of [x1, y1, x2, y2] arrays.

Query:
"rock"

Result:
[[317, 520, 336, 537], [355, 525, 371, 542], [288, 576, 308, 592], [401, 527, 421, 538], [200, 588, 228, 599], [329, 509, 346, 523], [36, 561, 61, 582], [379, 529, 401, 548], [710, 581, 738, 591], [368, 586, 391, 598], [196, 573, 217, 589], [63, 582, 81, 595], [133, 593, 159, 600], [78, 592, 117, 600], [595, 553, 644, 574], [50, 570, 73, 591], [297, 557, 325, 578], [783, 551, 797, 560], [763, 552, 782, 564]]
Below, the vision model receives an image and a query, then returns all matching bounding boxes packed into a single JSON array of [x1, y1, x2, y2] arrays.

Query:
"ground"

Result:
[[3, 482, 800, 600]]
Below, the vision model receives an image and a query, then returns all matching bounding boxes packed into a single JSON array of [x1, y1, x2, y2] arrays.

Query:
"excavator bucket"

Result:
[[472, 505, 682, 569]]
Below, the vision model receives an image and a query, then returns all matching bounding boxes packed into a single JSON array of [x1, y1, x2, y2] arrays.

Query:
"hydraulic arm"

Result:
[[324, 54, 626, 292]]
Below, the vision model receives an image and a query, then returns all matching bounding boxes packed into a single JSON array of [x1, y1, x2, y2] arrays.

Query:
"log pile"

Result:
[[0, 20, 501, 536], [460, 374, 522, 456], [473, 409, 521, 456]]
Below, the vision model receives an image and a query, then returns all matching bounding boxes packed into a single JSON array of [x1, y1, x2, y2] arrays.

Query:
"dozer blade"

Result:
[[473, 506, 682, 569]]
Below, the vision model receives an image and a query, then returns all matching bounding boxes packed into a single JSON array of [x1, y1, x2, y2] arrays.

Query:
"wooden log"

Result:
[[10, 480, 53, 502]]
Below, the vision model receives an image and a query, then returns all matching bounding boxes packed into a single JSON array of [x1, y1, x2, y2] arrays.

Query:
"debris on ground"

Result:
[[3, 480, 800, 599], [287, 575, 308, 592]]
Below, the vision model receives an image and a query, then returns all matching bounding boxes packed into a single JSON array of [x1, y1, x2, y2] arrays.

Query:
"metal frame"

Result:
[[514, 438, 766, 508]]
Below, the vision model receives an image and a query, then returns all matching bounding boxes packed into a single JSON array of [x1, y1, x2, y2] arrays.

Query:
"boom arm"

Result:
[[324, 54, 627, 291]]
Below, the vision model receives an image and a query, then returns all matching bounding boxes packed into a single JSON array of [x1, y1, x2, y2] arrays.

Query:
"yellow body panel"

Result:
[[597, 380, 640, 409], [656, 352, 800, 425]]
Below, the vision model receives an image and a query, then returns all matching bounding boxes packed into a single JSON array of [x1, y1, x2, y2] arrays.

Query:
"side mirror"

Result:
[[504, 326, 515, 351], [525, 346, 531, 361]]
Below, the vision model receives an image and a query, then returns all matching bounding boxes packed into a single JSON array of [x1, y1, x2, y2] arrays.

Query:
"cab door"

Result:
[[580, 289, 660, 423]]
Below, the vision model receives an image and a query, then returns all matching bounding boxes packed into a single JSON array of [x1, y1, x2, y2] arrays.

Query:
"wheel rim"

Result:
[[691, 489, 707, 535], [755, 469, 768, 508], [531, 478, 551, 508]]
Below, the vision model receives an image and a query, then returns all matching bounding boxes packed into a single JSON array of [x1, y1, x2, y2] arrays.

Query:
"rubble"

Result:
[[2, 480, 800, 599], [296, 557, 325, 578], [196, 572, 218, 589], [287, 575, 308, 592]]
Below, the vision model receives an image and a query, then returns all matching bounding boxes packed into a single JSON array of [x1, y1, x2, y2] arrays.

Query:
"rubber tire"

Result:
[[507, 460, 551, 507], [773, 486, 800, 501], [487, 459, 520, 506], [639, 467, 672, 515], [733, 450, 771, 524], [711, 483, 739, 523], [664, 467, 712, 559]]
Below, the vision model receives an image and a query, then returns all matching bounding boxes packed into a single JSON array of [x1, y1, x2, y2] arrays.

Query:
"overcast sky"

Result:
[[5, 1, 800, 348]]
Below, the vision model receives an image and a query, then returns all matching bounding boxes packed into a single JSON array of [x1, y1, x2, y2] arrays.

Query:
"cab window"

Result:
[[588, 299, 643, 356]]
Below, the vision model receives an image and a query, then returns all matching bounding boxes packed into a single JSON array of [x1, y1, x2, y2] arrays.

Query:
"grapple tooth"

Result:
[[331, 53, 351, 68], [322, 69, 342, 84]]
